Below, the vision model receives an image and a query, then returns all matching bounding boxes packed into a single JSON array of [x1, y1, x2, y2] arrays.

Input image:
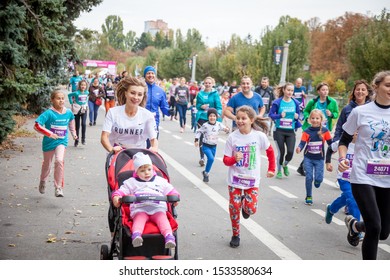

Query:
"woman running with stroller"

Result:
[[112, 152, 179, 248], [223, 105, 275, 248], [100, 76, 158, 153]]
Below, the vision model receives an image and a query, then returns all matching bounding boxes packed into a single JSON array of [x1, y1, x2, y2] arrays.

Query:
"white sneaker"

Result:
[[39, 181, 46, 194], [55, 188, 64, 197], [132, 236, 143, 247]]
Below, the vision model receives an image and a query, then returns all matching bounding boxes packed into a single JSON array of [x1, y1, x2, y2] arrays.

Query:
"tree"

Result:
[[346, 9, 390, 81], [133, 32, 154, 52], [0, 0, 102, 144], [102, 15, 126, 51], [258, 16, 310, 86], [309, 12, 370, 80]]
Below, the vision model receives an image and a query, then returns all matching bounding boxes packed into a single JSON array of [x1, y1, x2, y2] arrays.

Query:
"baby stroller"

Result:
[[100, 148, 179, 260]]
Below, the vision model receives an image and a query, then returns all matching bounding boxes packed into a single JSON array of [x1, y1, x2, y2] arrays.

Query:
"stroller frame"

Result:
[[100, 148, 179, 260]]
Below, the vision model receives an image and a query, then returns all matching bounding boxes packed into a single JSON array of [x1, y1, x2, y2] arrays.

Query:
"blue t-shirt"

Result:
[[227, 92, 264, 127], [275, 99, 296, 130], [316, 101, 329, 129], [36, 109, 75, 152], [293, 86, 306, 104], [69, 76, 83, 92]]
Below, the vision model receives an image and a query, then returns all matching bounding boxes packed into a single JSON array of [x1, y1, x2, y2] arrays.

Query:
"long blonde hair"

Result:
[[115, 76, 147, 106], [236, 105, 269, 134]]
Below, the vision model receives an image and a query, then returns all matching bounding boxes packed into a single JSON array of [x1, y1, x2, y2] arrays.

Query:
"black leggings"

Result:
[[273, 128, 296, 171], [352, 184, 390, 260]]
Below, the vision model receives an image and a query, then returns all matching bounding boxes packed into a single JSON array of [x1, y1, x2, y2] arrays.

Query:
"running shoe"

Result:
[[325, 204, 333, 224], [202, 171, 209, 182], [199, 158, 205, 167], [229, 236, 240, 248], [345, 215, 360, 247], [297, 165, 306, 176], [55, 188, 64, 197], [305, 196, 313, 205], [283, 166, 290, 176], [276, 171, 283, 179], [39, 181, 46, 194]]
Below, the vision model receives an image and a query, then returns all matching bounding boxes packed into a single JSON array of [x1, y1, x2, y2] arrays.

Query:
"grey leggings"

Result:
[[352, 183, 390, 260]]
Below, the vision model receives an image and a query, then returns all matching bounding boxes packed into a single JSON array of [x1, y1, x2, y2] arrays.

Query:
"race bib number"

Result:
[[232, 174, 256, 188], [106, 90, 115, 97], [307, 141, 323, 154], [78, 95, 87, 103], [366, 159, 390, 176], [262, 97, 269, 105], [50, 125, 67, 138], [279, 118, 292, 129]]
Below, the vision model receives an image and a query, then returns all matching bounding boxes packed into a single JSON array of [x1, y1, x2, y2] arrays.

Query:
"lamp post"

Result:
[[279, 40, 291, 85], [191, 54, 197, 82]]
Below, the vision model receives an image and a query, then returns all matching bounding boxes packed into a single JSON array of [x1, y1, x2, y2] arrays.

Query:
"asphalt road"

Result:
[[1, 96, 389, 261]]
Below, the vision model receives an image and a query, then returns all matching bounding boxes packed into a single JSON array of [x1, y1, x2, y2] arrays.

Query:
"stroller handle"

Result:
[[121, 195, 180, 204]]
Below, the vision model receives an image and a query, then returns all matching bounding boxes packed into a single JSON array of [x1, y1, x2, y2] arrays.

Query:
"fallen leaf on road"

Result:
[[65, 231, 75, 234], [8, 244, 16, 247]]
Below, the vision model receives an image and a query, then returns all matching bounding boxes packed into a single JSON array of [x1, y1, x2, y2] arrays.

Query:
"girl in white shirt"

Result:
[[223, 105, 276, 248]]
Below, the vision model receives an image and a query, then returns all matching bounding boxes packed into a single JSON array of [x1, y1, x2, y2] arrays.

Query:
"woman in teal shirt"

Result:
[[195, 76, 222, 166]]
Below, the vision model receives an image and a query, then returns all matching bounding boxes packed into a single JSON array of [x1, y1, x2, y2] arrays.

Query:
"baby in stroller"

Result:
[[112, 152, 180, 249], [101, 149, 179, 260]]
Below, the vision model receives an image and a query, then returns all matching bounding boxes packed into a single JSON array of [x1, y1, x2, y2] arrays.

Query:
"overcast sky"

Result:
[[74, 0, 389, 47]]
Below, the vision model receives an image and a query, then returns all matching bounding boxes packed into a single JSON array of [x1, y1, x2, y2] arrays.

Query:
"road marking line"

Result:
[[379, 244, 390, 253], [185, 141, 193, 146], [159, 149, 301, 260], [172, 135, 182, 140], [269, 186, 298, 198]]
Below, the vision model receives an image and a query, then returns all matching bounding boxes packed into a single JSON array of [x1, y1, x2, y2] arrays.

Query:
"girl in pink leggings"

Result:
[[34, 90, 77, 197], [112, 152, 179, 249]]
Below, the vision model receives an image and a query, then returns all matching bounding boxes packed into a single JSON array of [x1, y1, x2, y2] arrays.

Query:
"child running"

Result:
[[324, 135, 362, 243], [223, 105, 275, 248], [296, 109, 333, 205], [195, 108, 229, 182], [112, 152, 180, 249], [34, 89, 77, 197], [68, 80, 89, 146]]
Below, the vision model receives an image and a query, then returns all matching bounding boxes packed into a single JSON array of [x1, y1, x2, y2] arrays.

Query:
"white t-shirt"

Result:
[[334, 142, 355, 181], [102, 105, 157, 149], [342, 102, 390, 188], [119, 176, 174, 218], [224, 129, 270, 189], [195, 121, 227, 146]]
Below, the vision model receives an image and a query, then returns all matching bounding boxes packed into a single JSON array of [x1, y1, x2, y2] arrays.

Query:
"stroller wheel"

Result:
[[100, 244, 110, 260]]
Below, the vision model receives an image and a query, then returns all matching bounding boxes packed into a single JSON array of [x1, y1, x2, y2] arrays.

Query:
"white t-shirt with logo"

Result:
[[102, 105, 157, 149], [224, 129, 270, 189], [195, 121, 227, 146], [342, 102, 390, 188]]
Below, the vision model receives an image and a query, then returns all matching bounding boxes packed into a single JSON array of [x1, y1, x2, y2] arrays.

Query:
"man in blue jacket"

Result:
[[144, 66, 170, 140]]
